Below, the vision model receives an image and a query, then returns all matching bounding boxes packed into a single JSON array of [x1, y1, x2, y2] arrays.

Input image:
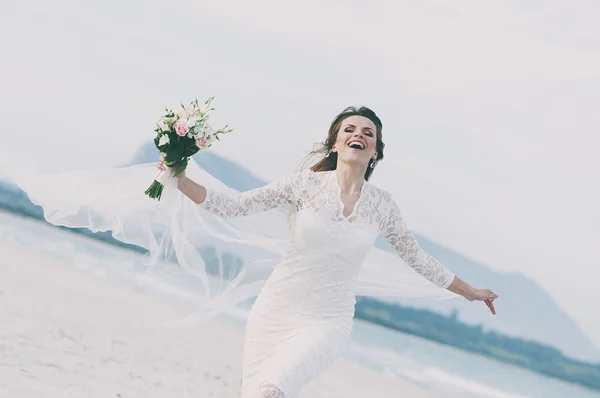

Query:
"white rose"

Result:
[[158, 134, 170, 146], [186, 117, 199, 128], [160, 120, 171, 131], [176, 110, 190, 122], [202, 125, 213, 136], [205, 134, 216, 145]]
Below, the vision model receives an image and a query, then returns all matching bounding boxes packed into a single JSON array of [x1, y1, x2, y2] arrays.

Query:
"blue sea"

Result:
[[2, 211, 599, 398]]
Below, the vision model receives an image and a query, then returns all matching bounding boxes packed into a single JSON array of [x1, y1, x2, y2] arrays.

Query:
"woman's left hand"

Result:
[[473, 288, 499, 315]]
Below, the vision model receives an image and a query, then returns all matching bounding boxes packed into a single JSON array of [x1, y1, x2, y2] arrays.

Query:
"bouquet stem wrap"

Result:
[[145, 168, 178, 200]]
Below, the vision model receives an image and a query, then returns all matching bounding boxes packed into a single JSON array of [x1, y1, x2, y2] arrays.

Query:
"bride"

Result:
[[156, 105, 499, 397]]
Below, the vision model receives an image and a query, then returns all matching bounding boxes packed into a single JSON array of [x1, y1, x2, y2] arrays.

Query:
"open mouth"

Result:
[[348, 140, 365, 150]]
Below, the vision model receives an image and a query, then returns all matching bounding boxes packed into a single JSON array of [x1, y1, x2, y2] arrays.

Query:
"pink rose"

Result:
[[196, 137, 208, 148], [176, 123, 189, 136]]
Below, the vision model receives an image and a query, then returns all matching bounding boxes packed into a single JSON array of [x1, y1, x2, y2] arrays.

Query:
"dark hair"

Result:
[[299, 106, 385, 180]]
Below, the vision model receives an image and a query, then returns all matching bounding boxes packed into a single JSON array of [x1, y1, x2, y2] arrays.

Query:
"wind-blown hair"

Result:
[[287, 106, 386, 228]]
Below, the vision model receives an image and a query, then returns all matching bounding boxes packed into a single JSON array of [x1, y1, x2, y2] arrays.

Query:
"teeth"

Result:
[[348, 141, 365, 149]]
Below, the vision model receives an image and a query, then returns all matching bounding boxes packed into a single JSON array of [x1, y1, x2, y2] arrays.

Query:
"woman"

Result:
[[157, 106, 499, 398]]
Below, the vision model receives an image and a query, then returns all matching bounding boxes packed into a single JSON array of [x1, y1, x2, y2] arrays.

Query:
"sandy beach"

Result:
[[0, 239, 441, 397]]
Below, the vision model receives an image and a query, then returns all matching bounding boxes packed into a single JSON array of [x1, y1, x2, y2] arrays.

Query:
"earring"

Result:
[[325, 150, 330, 158], [370, 159, 377, 169]]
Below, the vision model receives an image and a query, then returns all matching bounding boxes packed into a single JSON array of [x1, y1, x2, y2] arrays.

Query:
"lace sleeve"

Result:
[[199, 172, 302, 218], [379, 194, 455, 288]]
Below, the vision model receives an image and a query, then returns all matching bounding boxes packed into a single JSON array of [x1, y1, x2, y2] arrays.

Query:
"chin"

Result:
[[339, 155, 370, 168]]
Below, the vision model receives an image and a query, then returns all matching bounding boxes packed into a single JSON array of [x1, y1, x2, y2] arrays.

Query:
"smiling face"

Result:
[[332, 115, 378, 168], [305, 106, 385, 181]]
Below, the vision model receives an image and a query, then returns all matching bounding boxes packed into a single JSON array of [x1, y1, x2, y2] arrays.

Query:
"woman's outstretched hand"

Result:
[[473, 288, 499, 315], [447, 278, 499, 315]]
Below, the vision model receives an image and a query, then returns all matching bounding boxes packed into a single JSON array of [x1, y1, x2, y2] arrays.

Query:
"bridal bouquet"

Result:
[[144, 97, 233, 200]]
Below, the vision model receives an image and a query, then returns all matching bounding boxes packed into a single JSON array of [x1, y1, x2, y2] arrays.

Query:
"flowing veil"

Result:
[[0, 141, 456, 325]]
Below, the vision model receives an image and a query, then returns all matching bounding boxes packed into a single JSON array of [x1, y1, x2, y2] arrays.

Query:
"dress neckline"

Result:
[[328, 170, 368, 222]]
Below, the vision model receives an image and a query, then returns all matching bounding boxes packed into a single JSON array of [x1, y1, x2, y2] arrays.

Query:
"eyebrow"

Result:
[[344, 123, 374, 132]]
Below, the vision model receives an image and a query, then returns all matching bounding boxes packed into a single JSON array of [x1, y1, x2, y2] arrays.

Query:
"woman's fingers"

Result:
[[158, 153, 168, 170], [485, 298, 497, 315], [474, 288, 498, 314]]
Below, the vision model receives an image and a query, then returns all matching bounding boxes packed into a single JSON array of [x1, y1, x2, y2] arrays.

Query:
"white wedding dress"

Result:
[[199, 168, 455, 397], [0, 143, 458, 398]]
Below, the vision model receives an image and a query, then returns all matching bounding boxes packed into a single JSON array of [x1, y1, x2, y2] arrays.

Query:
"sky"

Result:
[[0, 1, 598, 347]]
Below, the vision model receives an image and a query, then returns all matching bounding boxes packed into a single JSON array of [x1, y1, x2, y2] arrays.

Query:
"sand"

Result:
[[0, 241, 440, 397]]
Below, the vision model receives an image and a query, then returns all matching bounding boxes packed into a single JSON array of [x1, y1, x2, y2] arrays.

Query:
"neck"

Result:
[[334, 162, 366, 193]]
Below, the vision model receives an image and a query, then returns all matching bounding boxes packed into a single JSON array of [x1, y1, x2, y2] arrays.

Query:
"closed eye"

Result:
[[343, 124, 374, 136]]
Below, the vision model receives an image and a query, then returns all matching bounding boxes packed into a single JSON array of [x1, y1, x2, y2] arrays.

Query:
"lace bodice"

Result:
[[200, 169, 455, 293]]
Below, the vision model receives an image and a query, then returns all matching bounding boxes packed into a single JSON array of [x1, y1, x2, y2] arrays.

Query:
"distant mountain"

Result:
[[383, 238, 600, 363], [2, 141, 599, 363], [129, 144, 268, 192]]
